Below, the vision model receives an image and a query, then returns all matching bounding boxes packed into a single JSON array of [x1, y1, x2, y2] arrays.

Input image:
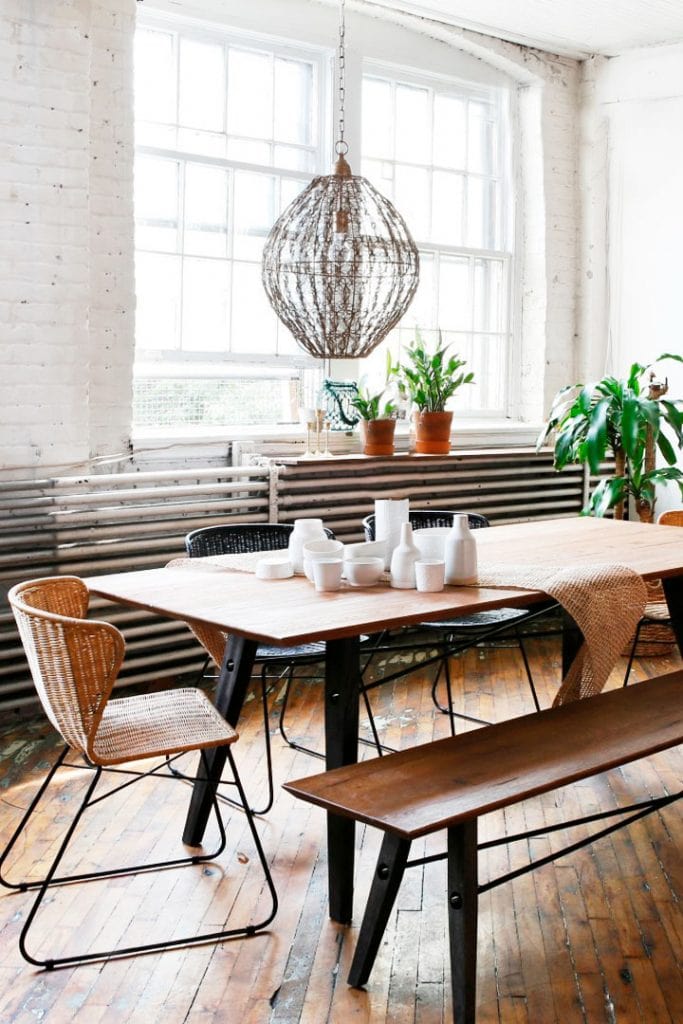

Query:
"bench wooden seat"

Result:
[[284, 671, 683, 1024]]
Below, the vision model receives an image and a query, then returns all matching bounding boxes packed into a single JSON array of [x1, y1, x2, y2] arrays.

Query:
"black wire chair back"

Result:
[[362, 509, 489, 541], [185, 522, 334, 558]]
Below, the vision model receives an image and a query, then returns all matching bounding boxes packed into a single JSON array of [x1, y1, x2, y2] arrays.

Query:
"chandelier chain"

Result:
[[336, 0, 348, 155]]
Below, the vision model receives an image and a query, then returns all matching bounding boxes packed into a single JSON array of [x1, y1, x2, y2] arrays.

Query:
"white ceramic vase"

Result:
[[390, 521, 420, 589], [288, 518, 327, 573], [444, 514, 478, 585]]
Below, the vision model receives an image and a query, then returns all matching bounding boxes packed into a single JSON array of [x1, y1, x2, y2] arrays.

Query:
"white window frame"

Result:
[[133, 12, 333, 428], [359, 59, 515, 420]]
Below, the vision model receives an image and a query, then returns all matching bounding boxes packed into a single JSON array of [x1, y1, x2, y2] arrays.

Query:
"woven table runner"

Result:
[[475, 562, 647, 705], [167, 555, 648, 706]]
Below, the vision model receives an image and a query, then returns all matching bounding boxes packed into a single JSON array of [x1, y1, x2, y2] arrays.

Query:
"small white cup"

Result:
[[312, 557, 344, 592], [415, 559, 445, 593], [303, 539, 344, 581]]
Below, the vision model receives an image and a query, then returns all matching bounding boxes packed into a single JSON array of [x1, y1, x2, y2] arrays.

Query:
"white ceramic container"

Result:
[[390, 522, 420, 589], [415, 559, 446, 592], [312, 557, 344, 592], [302, 539, 344, 581], [344, 556, 384, 587], [288, 518, 327, 573], [444, 514, 478, 585]]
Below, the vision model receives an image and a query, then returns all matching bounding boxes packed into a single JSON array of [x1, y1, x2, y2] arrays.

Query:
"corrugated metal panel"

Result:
[[274, 448, 589, 540], [0, 449, 606, 710], [0, 466, 272, 708]]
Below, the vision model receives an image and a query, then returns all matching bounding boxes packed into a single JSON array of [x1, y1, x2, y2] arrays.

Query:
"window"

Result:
[[133, 19, 329, 429], [359, 67, 512, 416]]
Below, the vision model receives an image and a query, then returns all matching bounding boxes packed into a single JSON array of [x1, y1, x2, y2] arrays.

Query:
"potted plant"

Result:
[[390, 331, 475, 454], [350, 384, 397, 456], [536, 354, 683, 520]]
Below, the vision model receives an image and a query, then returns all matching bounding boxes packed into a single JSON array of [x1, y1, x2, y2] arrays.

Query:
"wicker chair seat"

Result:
[[93, 688, 236, 766]]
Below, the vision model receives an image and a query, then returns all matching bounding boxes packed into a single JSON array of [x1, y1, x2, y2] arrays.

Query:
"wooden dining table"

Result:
[[86, 516, 683, 923]]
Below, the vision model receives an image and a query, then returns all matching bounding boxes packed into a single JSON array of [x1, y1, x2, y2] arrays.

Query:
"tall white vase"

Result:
[[288, 518, 327, 573], [390, 522, 420, 589], [444, 514, 478, 585]]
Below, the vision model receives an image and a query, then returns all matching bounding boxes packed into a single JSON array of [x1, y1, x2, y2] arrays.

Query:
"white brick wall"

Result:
[[0, 0, 135, 474], [1, 0, 583, 473]]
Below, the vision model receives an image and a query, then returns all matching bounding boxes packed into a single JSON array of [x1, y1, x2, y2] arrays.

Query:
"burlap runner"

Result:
[[167, 555, 648, 705], [475, 562, 647, 705]]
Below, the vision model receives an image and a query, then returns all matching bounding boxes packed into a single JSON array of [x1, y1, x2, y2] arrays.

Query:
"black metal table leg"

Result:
[[560, 607, 583, 678], [325, 635, 361, 923], [182, 634, 258, 846], [447, 819, 478, 1024], [662, 575, 683, 654]]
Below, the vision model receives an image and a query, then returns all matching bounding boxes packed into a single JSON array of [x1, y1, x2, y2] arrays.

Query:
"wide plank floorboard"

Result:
[[0, 635, 680, 1023]]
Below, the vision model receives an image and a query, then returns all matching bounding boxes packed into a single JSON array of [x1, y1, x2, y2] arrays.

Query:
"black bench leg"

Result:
[[347, 832, 411, 988], [448, 820, 478, 1024]]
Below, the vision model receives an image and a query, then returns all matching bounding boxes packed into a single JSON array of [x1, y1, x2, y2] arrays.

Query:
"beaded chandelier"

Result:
[[261, 0, 419, 359]]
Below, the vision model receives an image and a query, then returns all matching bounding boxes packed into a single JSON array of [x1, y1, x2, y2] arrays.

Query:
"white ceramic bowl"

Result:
[[255, 555, 294, 580], [344, 539, 388, 562], [344, 556, 384, 587], [303, 538, 344, 581]]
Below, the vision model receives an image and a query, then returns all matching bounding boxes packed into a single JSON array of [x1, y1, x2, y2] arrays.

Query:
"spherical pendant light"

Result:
[[261, 1, 419, 360]]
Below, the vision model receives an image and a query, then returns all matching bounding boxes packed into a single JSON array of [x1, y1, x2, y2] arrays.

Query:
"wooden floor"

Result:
[[0, 635, 681, 1023]]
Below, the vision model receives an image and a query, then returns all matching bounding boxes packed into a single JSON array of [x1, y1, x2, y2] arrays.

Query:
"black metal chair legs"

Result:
[[0, 747, 277, 969]]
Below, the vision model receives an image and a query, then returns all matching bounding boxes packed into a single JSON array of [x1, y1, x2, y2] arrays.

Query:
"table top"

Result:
[[85, 517, 683, 647]]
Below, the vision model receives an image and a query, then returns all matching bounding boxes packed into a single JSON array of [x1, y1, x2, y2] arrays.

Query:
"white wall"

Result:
[[1, 0, 581, 474], [1, 0, 136, 474], [586, 45, 683, 510]]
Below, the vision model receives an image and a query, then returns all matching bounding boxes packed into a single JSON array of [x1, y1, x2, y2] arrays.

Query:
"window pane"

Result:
[[135, 29, 176, 125], [135, 252, 181, 350], [472, 333, 506, 411], [394, 165, 430, 240], [361, 158, 394, 197], [468, 102, 495, 174], [227, 138, 272, 164], [177, 127, 227, 159], [233, 172, 276, 260], [432, 171, 464, 247], [184, 163, 229, 257], [395, 84, 430, 163], [362, 77, 393, 159], [179, 38, 225, 132], [473, 258, 504, 332], [439, 256, 470, 332], [466, 176, 492, 249], [403, 251, 435, 328], [273, 145, 314, 172], [231, 261, 277, 354], [280, 177, 308, 211], [135, 156, 179, 252], [433, 94, 466, 170], [228, 49, 273, 139], [181, 257, 230, 352], [274, 58, 313, 145]]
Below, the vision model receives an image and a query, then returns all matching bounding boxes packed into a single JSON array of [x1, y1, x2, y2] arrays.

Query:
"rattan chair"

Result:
[[362, 510, 545, 731], [1, 576, 277, 970], [622, 508, 683, 685]]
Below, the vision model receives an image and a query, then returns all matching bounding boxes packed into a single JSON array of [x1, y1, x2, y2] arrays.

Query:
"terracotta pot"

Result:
[[414, 410, 453, 455], [360, 418, 396, 456]]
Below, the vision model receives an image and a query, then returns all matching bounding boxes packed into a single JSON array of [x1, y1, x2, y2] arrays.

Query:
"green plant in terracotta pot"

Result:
[[536, 353, 683, 520], [350, 384, 397, 456], [390, 331, 475, 454]]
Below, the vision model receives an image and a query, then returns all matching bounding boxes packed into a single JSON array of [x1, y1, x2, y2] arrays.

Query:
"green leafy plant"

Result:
[[537, 354, 683, 518], [390, 330, 474, 412], [349, 384, 396, 421]]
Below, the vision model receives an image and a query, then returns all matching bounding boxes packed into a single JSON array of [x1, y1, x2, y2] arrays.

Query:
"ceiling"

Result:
[[367, 0, 683, 59]]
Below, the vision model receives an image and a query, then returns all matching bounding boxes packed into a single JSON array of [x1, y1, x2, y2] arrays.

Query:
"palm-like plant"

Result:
[[537, 354, 683, 519], [391, 331, 474, 412]]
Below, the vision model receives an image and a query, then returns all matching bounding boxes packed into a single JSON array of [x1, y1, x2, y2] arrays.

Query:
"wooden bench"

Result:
[[284, 671, 683, 1024]]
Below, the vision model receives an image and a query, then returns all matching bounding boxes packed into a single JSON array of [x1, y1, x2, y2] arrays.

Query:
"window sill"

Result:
[[132, 420, 544, 461]]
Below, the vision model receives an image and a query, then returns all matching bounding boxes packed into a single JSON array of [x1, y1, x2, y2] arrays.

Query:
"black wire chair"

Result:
[[184, 523, 380, 807], [362, 510, 546, 733]]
